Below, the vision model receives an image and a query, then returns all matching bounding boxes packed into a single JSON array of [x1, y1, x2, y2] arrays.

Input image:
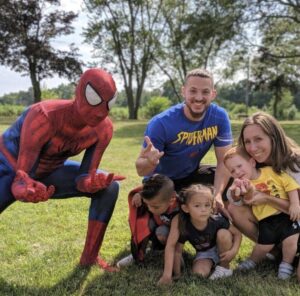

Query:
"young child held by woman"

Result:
[[158, 184, 241, 285], [224, 146, 300, 279]]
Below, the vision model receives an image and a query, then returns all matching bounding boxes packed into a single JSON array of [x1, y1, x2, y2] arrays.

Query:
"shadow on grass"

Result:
[[1, 252, 299, 296], [83, 250, 169, 296], [0, 265, 90, 296], [83, 251, 300, 296]]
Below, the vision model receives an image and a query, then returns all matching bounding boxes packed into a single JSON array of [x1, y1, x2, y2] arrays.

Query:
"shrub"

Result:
[[286, 104, 297, 120], [0, 104, 25, 116], [144, 96, 171, 118], [110, 107, 128, 120]]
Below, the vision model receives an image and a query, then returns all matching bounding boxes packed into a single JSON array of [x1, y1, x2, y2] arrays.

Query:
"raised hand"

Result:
[[77, 169, 126, 193], [241, 179, 255, 201], [228, 178, 253, 200], [140, 136, 164, 166], [228, 179, 244, 202], [11, 170, 55, 203]]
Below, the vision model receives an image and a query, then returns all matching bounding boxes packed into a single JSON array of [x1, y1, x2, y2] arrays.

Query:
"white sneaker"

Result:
[[116, 254, 134, 268], [278, 262, 293, 280], [209, 265, 233, 280], [266, 252, 276, 261], [236, 259, 256, 271]]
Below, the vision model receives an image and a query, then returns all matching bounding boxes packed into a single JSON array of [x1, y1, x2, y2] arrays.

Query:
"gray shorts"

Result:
[[149, 218, 170, 239], [194, 246, 220, 265]]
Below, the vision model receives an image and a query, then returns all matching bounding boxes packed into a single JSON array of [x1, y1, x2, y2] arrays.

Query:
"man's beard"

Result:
[[185, 104, 206, 121]]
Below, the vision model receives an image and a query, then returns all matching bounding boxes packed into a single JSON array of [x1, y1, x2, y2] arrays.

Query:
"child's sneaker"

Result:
[[278, 261, 293, 280], [116, 254, 134, 268], [236, 259, 256, 271], [266, 252, 276, 261], [209, 265, 233, 280]]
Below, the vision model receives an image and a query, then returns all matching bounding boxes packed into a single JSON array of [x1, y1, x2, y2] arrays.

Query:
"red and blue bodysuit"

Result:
[[0, 68, 123, 271]]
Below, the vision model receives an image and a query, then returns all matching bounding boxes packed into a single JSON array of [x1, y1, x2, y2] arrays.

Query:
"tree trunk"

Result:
[[126, 87, 138, 119], [273, 96, 278, 119], [273, 87, 280, 119], [29, 63, 41, 103], [128, 105, 137, 119], [32, 80, 41, 103]]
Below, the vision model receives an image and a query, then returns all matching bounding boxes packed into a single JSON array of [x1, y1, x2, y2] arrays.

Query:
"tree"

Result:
[[52, 83, 76, 99], [250, 1, 300, 117], [0, 0, 82, 103], [154, 0, 246, 102], [84, 0, 164, 119], [0, 88, 34, 106], [223, 0, 300, 118]]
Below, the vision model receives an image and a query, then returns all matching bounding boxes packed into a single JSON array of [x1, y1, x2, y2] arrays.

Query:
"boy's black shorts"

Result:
[[258, 212, 300, 245]]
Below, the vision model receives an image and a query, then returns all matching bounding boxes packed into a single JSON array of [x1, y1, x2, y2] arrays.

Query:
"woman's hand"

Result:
[[243, 190, 267, 206]]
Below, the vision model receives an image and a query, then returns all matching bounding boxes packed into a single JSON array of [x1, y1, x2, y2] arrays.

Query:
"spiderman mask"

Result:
[[75, 68, 117, 126]]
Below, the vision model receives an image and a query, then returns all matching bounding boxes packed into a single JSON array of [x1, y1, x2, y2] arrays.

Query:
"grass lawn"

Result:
[[1, 120, 300, 296]]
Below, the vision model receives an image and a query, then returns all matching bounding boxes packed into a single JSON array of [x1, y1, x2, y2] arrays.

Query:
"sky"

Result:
[[0, 0, 93, 96]]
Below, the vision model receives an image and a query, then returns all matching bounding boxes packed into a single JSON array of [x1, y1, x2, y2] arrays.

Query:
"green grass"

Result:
[[1, 120, 300, 296]]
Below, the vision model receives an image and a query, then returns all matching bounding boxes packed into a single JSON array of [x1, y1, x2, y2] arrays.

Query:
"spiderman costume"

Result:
[[0, 68, 124, 272]]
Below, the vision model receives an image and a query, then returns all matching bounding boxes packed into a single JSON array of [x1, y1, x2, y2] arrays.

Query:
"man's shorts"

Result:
[[173, 165, 215, 192], [194, 245, 220, 265], [258, 213, 300, 245], [172, 164, 231, 202]]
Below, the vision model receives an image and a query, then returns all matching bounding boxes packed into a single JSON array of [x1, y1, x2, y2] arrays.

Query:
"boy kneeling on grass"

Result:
[[158, 184, 241, 285], [117, 174, 179, 267]]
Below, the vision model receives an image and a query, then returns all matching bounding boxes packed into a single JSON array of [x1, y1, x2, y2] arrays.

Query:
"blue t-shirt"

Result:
[[144, 103, 232, 180]]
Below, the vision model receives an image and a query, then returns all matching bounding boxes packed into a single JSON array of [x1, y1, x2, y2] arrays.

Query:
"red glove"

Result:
[[76, 169, 126, 193], [11, 170, 55, 203]]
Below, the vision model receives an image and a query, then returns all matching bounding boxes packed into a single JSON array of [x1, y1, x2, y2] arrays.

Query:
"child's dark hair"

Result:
[[141, 174, 174, 201], [178, 184, 214, 236]]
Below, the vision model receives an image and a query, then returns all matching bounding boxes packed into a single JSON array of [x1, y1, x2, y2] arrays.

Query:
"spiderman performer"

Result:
[[0, 68, 124, 272]]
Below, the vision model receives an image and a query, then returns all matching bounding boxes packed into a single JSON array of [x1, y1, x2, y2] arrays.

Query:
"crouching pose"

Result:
[[0, 68, 124, 272], [158, 184, 241, 285], [117, 174, 179, 267]]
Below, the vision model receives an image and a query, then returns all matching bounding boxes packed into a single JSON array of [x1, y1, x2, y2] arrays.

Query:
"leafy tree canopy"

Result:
[[0, 0, 82, 102]]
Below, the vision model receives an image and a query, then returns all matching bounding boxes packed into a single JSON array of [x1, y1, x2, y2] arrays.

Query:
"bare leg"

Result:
[[277, 234, 298, 280], [281, 233, 299, 264], [237, 243, 273, 271], [250, 243, 274, 262], [228, 204, 258, 242], [216, 229, 233, 268], [192, 258, 213, 278]]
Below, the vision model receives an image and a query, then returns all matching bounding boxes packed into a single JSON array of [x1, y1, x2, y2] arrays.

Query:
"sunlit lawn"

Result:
[[0, 120, 300, 296]]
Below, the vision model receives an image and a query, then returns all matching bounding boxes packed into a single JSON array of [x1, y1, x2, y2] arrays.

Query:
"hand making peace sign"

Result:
[[140, 136, 164, 166]]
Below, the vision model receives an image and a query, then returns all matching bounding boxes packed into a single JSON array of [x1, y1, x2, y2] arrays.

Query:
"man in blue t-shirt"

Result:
[[135, 68, 232, 210]]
